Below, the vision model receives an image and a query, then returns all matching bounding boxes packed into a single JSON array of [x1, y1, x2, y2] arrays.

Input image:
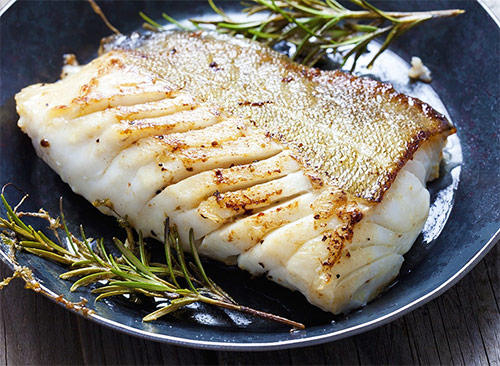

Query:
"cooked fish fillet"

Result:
[[15, 31, 455, 314]]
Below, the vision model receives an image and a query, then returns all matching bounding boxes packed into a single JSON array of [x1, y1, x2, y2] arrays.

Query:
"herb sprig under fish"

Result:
[[141, 0, 463, 69], [0, 190, 304, 329]]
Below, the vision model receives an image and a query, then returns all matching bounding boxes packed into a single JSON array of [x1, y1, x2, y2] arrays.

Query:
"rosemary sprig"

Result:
[[0, 192, 304, 330], [145, 0, 463, 70]]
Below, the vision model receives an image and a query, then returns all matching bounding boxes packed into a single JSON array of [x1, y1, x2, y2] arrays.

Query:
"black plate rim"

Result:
[[478, 0, 500, 25], [0, 0, 499, 351]]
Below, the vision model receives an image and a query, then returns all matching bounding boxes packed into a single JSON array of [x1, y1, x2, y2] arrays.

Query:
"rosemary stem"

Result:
[[342, 9, 465, 19], [198, 295, 305, 330]]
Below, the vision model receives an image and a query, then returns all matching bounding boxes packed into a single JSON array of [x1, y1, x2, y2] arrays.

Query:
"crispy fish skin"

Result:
[[102, 31, 455, 202], [15, 33, 452, 314]]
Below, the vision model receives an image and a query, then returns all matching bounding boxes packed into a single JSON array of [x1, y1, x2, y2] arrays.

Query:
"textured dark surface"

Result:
[[0, 0, 499, 360]]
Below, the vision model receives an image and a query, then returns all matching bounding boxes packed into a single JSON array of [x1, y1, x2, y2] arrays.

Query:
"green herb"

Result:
[[0, 191, 304, 329], [142, 0, 463, 70]]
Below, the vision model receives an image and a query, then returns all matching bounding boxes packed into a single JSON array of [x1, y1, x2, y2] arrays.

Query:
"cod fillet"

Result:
[[15, 31, 455, 314]]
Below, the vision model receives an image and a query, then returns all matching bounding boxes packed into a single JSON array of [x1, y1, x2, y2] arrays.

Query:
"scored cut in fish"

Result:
[[15, 31, 455, 314]]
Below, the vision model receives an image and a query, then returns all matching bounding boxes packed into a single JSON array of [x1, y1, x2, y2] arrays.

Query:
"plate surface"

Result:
[[0, 0, 499, 350]]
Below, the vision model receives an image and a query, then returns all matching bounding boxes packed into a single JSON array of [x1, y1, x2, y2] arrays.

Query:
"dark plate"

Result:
[[0, 0, 499, 350]]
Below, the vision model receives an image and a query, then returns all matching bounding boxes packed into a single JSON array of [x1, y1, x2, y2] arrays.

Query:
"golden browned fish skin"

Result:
[[101, 31, 455, 202]]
